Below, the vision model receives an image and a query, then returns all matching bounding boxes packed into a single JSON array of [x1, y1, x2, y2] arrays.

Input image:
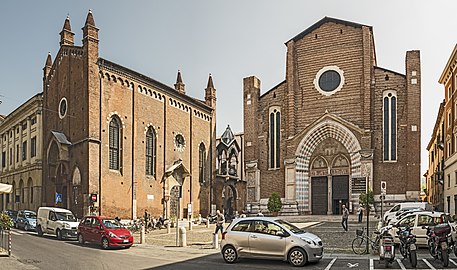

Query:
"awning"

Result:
[[0, 183, 13, 194], [51, 130, 72, 145]]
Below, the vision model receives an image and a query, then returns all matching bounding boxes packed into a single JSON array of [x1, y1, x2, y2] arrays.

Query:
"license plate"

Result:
[[384, 252, 391, 258], [123, 240, 129, 243], [410, 244, 416, 251]]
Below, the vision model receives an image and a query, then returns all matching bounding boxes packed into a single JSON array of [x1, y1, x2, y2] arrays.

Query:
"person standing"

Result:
[[214, 210, 225, 235], [341, 204, 349, 231], [357, 206, 363, 223]]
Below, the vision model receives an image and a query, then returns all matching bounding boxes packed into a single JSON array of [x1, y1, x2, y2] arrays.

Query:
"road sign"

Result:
[[381, 181, 386, 195], [90, 193, 98, 202], [55, 193, 62, 203]]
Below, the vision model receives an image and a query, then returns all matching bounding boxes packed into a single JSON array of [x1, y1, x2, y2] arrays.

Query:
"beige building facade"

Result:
[[439, 44, 457, 215], [0, 93, 43, 212]]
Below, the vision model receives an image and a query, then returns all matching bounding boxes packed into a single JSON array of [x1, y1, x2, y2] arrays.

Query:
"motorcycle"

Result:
[[378, 225, 395, 268], [424, 223, 451, 267], [396, 226, 417, 267]]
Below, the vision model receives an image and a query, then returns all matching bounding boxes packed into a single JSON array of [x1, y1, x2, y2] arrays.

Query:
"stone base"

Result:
[[246, 199, 299, 216]]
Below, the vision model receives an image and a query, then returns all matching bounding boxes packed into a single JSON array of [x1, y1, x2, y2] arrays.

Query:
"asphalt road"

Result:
[[6, 224, 457, 270]]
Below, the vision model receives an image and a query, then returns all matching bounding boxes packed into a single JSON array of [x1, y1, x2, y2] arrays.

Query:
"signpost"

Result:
[[55, 193, 62, 203], [381, 181, 386, 225]]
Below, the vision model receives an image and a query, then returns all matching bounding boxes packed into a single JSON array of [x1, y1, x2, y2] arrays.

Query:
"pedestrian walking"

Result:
[[214, 210, 225, 235], [357, 206, 363, 223], [341, 204, 349, 231]]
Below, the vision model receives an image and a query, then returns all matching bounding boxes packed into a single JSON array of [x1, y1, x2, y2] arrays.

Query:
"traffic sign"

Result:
[[381, 181, 386, 195], [90, 193, 98, 202], [55, 193, 62, 203]]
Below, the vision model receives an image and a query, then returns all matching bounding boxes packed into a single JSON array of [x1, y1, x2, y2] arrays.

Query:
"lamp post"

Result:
[[366, 176, 370, 254]]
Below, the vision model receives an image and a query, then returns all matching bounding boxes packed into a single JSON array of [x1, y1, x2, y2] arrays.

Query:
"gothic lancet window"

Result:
[[109, 116, 121, 170], [199, 143, 206, 184], [383, 91, 397, 161], [269, 108, 281, 168], [145, 127, 156, 177]]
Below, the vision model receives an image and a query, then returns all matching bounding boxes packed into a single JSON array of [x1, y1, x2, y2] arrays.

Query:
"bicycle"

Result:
[[351, 227, 382, 255]]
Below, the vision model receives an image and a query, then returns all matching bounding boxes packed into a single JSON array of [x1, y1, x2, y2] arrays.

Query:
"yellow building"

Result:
[[0, 93, 43, 212]]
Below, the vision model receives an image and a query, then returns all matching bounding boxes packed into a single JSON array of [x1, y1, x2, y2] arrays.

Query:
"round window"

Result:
[[318, 70, 341, 92], [59, 98, 68, 119], [313, 66, 345, 96]]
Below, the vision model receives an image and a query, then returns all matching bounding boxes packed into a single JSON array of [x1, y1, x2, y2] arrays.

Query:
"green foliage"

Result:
[[267, 192, 282, 213], [0, 212, 13, 230], [359, 190, 374, 210]]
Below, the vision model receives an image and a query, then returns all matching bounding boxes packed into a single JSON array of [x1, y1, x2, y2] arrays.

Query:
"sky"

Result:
[[0, 1, 455, 175]]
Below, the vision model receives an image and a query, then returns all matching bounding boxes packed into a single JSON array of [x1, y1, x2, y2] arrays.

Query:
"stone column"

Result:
[[327, 175, 333, 215], [26, 117, 31, 165], [18, 124, 23, 167], [36, 110, 43, 161]]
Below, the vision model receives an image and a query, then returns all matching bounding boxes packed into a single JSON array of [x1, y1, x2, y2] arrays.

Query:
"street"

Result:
[[4, 220, 457, 270]]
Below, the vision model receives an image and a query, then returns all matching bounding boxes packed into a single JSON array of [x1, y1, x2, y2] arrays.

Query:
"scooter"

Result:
[[424, 223, 451, 267], [396, 226, 417, 267], [378, 225, 395, 268]]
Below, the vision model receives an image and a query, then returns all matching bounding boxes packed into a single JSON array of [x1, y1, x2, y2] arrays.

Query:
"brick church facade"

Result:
[[42, 11, 216, 219], [243, 17, 421, 215]]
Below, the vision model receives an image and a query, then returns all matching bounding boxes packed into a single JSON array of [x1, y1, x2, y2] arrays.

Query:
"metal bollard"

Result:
[[212, 233, 219, 249], [179, 227, 187, 247], [140, 224, 145, 244], [8, 230, 12, 257], [189, 220, 193, 231], [167, 222, 171, 234]]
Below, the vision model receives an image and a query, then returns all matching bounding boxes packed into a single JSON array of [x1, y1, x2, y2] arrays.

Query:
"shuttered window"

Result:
[[109, 117, 121, 170], [145, 127, 156, 177]]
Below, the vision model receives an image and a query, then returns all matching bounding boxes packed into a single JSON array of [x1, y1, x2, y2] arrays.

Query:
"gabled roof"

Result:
[[287, 16, 371, 44]]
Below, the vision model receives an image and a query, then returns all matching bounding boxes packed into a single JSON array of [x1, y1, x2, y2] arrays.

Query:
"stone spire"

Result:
[[174, 70, 185, 94], [59, 15, 74, 46], [85, 9, 96, 27], [205, 73, 216, 108], [43, 52, 52, 79]]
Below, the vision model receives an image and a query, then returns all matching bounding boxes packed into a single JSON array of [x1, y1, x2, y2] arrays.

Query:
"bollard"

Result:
[[189, 220, 193, 231], [206, 220, 210, 228], [8, 230, 12, 257], [167, 222, 171, 234], [212, 233, 219, 249], [179, 227, 187, 247], [140, 224, 146, 244]]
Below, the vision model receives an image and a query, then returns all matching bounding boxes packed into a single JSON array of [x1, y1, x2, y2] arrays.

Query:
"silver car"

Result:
[[220, 217, 323, 267]]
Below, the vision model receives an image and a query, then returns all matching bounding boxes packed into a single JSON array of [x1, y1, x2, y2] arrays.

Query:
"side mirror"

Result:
[[276, 231, 286, 237], [99, 225, 103, 230], [421, 226, 427, 230]]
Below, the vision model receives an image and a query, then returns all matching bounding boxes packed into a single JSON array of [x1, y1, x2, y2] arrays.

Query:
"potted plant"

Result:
[[0, 212, 13, 230], [267, 192, 282, 216]]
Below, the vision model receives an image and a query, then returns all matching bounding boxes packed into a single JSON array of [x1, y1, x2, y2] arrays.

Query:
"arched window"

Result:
[[109, 116, 121, 170], [145, 127, 156, 177], [199, 143, 206, 184], [269, 108, 281, 168], [383, 91, 397, 161]]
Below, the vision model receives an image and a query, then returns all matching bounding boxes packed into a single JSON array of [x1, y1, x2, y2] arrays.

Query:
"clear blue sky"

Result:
[[0, 1, 455, 175]]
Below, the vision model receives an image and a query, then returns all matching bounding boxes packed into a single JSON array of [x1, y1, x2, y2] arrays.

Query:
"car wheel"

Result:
[[78, 234, 85, 245], [37, 225, 43, 236], [288, 247, 307, 267], [102, 237, 110, 250], [222, 245, 238, 264], [56, 229, 62, 240], [25, 224, 30, 231]]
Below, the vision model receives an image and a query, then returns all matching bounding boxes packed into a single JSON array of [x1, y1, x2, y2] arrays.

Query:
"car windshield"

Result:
[[275, 219, 305, 234], [102, 219, 123, 229], [55, 212, 76, 221], [25, 213, 36, 219]]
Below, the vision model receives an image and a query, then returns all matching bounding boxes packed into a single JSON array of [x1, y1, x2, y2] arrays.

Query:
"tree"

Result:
[[267, 192, 282, 215], [359, 190, 374, 211]]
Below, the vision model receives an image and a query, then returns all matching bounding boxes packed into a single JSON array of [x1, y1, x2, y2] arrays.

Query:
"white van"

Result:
[[36, 207, 79, 240], [383, 202, 428, 224]]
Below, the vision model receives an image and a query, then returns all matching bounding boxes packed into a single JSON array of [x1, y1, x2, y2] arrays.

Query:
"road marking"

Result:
[[396, 258, 406, 270], [422, 258, 436, 270], [324, 258, 336, 270], [450, 258, 457, 266], [369, 259, 374, 270]]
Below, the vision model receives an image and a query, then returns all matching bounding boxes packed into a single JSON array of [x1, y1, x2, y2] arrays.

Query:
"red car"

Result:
[[77, 216, 133, 249]]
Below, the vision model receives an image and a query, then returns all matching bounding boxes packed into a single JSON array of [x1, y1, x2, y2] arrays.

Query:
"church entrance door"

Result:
[[311, 177, 328, 214], [332, 175, 349, 214]]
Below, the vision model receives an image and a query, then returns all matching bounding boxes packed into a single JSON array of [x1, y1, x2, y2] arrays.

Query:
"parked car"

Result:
[[388, 211, 455, 246], [36, 207, 79, 240], [383, 202, 429, 223], [77, 216, 133, 249], [386, 207, 424, 225], [220, 217, 323, 267], [4, 210, 18, 226], [15, 210, 37, 231]]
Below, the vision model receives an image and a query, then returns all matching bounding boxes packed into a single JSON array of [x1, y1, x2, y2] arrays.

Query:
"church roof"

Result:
[[98, 58, 212, 113], [287, 16, 371, 43]]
